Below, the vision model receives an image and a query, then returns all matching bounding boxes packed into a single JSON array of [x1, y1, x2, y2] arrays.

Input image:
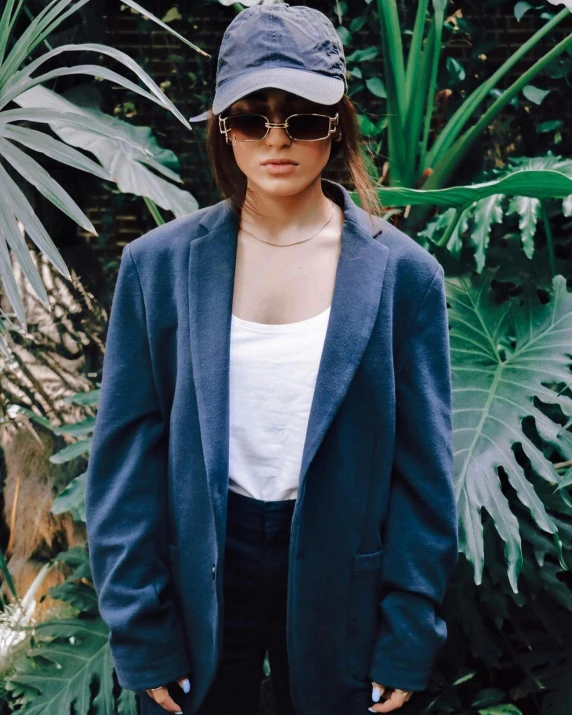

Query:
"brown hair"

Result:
[[204, 94, 385, 231]]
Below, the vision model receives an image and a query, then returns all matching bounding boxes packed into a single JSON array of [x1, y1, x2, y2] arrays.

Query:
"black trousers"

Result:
[[136, 488, 298, 715]]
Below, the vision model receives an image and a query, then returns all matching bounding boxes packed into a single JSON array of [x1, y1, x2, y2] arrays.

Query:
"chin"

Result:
[[247, 173, 320, 197]]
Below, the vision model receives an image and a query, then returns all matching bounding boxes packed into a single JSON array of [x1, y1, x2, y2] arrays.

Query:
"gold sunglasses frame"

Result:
[[219, 112, 340, 144]]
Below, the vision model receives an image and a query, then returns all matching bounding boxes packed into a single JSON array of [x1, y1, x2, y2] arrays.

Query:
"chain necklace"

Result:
[[239, 199, 335, 247]]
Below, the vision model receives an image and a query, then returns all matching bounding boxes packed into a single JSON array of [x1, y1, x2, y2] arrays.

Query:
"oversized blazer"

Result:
[[85, 178, 459, 715]]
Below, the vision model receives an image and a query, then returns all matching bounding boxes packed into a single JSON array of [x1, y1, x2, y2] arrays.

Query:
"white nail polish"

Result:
[[372, 685, 382, 702], [182, 678, 191, 693], [368, 708, 377, 713]]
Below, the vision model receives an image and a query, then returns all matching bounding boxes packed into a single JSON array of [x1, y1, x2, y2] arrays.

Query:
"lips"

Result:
[[261, 159, 298, 165]]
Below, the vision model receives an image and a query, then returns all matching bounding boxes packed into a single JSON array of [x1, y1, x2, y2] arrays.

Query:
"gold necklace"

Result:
[[240, 199, 335, 247]]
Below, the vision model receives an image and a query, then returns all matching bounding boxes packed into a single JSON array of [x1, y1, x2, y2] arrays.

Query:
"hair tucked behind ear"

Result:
[[204, 94, 385, 229]]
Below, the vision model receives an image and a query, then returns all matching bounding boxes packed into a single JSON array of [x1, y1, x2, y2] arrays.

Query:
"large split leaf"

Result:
[[14, 84, 198, 219], [5, 547, 136, 714], [448, 269, 572, 589], [6, 617, 136, 715]]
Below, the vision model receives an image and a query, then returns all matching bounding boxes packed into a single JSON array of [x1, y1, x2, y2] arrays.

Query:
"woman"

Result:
[[85, 5, 458, 715]]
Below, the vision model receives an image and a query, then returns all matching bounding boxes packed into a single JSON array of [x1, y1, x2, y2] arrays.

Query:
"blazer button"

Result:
[[212, 564, 216, 580]]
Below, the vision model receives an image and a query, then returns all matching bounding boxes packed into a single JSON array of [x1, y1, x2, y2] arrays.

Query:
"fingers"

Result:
[[368, 683, 413, 712], [145, 685, 183, 713], [177, 677, 191, 693]]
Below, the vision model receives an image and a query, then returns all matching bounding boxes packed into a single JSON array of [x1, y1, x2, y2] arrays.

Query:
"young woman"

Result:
[[85, 5, 458, 715]]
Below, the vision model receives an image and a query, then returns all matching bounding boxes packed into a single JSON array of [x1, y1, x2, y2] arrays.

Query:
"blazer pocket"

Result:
[[346, 547, 384, 681]]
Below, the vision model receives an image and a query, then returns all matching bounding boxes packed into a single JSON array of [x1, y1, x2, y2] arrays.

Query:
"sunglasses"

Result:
[[219, 112, 340, 143]]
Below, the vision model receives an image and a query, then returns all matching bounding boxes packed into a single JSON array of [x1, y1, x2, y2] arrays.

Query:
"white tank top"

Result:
[[228, 305, 331, 502]]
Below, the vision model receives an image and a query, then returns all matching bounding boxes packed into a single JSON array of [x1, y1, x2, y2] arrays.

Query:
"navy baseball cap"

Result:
[[188, 3, 347, 122]]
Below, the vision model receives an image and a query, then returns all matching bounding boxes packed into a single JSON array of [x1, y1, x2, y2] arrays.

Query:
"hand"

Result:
[[368, 681, 414, 712], [145, 676, 191, 713]]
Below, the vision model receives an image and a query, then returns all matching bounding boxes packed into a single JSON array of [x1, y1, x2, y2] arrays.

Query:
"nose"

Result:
[[265, 122, 292, 148]]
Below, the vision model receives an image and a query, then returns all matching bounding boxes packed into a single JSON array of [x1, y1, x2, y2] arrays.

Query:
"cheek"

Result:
[[304, 141, 333, 167], [231, 145, 252, 172]]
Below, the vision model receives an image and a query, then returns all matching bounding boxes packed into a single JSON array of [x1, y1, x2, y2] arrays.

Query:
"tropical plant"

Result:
[[0, 0, 207, 338], [3, 546, 132, 715], [368, 164, 572, 272], [0, 389, 120, 713], [14, 84, 199, 221], [371, 0, 572, 192]]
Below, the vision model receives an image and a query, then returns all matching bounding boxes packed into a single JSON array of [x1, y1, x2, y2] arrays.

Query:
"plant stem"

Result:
[[144, 197, 164, 226], [427, 8, 570, 170]]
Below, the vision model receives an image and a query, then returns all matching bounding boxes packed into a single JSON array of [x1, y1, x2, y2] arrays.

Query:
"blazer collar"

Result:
[[188, 179, 389, 517]]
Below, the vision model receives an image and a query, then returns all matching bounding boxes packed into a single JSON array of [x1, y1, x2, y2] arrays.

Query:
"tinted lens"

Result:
[[287, 114, 331, 140], [225, 114, 267, 140]]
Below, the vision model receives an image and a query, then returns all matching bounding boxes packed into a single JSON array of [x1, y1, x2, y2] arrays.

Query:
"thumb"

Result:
[[177, 677, 191, 693]]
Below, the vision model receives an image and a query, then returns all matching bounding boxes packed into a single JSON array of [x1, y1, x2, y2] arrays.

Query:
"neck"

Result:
[[239, 177, 335, 242]]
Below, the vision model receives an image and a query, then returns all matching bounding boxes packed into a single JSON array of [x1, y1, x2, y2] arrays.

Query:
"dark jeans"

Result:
[[136, 488, 297, 715]]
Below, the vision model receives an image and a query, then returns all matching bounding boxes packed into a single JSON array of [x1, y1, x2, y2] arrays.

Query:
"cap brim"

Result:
[[212, 67, 346, 116], [188, 110, 211, 123]]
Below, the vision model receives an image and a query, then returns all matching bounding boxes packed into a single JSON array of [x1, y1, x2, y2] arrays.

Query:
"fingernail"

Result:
[[368, 708, 377, 713], [372, 685, 382, 702], [175, 712, 183, 714], [181, 678, 191, 693]]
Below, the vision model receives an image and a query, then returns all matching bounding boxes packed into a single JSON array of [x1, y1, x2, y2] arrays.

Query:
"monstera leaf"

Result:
[[448, 269, 572, 589], [5, 548, 135, 715], [6, 618, 133, 715]]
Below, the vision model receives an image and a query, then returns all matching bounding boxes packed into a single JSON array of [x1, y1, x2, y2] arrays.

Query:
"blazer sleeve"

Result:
[[368, 264, 459, 692], [85, 243, 190, 692]]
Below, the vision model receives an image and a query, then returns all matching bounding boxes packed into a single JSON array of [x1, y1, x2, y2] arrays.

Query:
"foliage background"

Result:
[[1, 1, 572, 715]]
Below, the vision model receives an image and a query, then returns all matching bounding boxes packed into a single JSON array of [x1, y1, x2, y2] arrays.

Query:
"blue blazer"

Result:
[[85, 178, 459, 715]]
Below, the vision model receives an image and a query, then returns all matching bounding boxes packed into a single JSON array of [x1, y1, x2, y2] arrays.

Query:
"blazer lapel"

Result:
[[188, 180, 389, 526]]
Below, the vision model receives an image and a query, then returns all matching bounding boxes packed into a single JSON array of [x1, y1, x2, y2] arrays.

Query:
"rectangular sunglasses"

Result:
[[219, 112, 340, 143]]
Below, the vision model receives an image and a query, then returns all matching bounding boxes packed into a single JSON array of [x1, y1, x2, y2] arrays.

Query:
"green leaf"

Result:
[[0, 162, 70, 281], [6, 617, 129, 715], [449, 270, 572, 589], [365, 76, 387, 98], [505, 194, 540, 258], [0, 108, 149, 154], [51, 472, 86, 522], [514, 1, 533, 22], [48, 438, 91, 464], [536, 119, 563, 132], [3, 125, 112, 180], [375, 169, 572, 207], [336, 26, 351, 45], [477, 705, 524, 715], [4, 42, 192, 131], [53, 417, 96, 437], [350, 15, 366, 32], [522, 84, 552, 104], [470, 193, 504, 272], [345, 46, 378, 63], [0, 224, 27, 324], [14, 85, 198, 218], [162, 7, 182, 23], [0, 137, 96, 233], [447, 56, 466, 82], [357, 113, 380, 137]]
